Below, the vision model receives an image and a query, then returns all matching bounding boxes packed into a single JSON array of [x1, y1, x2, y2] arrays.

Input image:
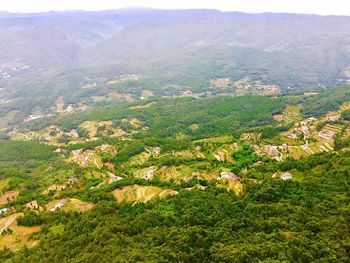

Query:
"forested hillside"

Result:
[[1, 86, 350, 261], [1, 137, 350, 262]]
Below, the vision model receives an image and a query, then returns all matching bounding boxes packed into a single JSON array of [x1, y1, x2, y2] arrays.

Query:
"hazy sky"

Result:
[[0, 0, 349, 15]]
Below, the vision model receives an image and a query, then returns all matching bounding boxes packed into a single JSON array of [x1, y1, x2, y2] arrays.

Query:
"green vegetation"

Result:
[[301, 86, 350, 117], [232, 143, 259, 168], [0, 140, 55, 162], [29, 96, 284, 139], [113, 141, 145, 164], [17, 212, 43, 227], [1, 88, 350, 262], [259, 125, 291, 139], [341, 109, 350, 121], [0, 152, 349, 262]]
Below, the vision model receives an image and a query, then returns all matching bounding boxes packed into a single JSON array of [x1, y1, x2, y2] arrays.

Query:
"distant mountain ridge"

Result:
[[0, 8, 350, 127]]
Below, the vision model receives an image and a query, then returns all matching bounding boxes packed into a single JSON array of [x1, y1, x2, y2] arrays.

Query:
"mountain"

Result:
[[80, 12, 350, 89], [0, 9, 350, 128]]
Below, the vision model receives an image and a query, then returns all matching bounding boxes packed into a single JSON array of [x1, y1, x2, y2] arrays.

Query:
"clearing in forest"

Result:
[[45, 198, 94, 212], [0, 191, 19, 205], [113, 185, 178, 204], [0, 213, 41, 251]]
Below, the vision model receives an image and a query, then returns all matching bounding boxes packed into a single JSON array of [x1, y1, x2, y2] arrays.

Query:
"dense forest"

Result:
[[27, 96, 284, 139], [301, 86, 350, 117], [1, 151, 349, 262]]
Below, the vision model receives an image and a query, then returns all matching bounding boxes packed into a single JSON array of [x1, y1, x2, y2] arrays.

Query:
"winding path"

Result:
[[275, 147, 284, 161], [0, 214, 16, 234]]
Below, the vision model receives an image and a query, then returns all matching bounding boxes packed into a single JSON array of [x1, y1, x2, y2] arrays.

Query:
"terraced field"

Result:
[[283, 105, 303, 124], [45, 198, 94, 212], [323, 123, 343, 133], [113, 185, 178, 204]]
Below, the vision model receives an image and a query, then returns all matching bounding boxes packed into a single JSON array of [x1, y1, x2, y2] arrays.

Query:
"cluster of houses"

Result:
[[24, 114, 43, 122], [0, 59, 30, 80], [153, 147, 161, 155], [50, 199, 67, 212], [285, 114, 343, 143], [0, 207, 9, 215], [142, 168, 155, 180], [285, 117, 317, 140], [218, 172, 239, 181], [272, 172, 293, 180], [90, 173, 123, 190]]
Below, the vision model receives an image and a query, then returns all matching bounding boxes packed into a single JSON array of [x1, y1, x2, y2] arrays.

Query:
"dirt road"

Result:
[[0, 214, 16, 234]]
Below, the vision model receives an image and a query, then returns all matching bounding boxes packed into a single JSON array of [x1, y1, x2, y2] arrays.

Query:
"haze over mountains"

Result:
[[0, 8, 350, 127]]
